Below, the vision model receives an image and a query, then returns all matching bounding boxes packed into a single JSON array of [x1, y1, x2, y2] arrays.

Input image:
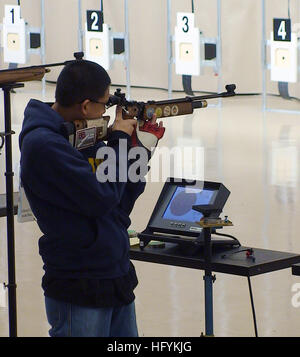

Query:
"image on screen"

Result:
[[162, 187, 215, 223]]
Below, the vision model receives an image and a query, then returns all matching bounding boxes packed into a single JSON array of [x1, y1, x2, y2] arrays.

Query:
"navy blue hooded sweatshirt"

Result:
[[19, 99, 146, 282]]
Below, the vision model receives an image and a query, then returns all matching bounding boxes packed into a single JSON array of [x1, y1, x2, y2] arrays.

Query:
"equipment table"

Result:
[[130, 243, 300, 277], [130, 242, 300, 335]]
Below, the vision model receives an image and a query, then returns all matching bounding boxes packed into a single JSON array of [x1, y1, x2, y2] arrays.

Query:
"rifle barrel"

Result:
[[149, 86, 236, 106], [0, 61, 72, 74]]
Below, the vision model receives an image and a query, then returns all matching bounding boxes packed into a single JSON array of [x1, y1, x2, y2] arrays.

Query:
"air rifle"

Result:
[[0, 52, 236, 149], [106, 84, 236, 121], [65, 84, 236, 149], [0, 52, 84, 85]]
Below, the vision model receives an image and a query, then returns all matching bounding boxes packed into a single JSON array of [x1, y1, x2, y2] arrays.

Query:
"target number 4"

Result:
[[273, 18, 291, 42]]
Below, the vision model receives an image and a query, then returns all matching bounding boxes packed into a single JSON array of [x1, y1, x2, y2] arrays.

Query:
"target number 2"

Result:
[[87, 10, 103, 32]]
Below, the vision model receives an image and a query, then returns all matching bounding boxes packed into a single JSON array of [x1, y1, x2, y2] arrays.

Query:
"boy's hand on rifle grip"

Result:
[[111, 106, 137, 136], [131, 114, 165, 152]]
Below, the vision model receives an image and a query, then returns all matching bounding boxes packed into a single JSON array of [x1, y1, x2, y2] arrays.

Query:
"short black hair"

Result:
[[55, 60, 111, 107]]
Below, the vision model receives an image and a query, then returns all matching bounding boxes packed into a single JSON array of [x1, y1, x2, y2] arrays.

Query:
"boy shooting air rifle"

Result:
[[1, 52, 236, 337], [0, 52, 236, 150]]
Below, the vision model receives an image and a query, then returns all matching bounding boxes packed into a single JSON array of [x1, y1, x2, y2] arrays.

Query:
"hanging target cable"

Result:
[[182, 0, 195, 95], [278, 0, 292, 100]]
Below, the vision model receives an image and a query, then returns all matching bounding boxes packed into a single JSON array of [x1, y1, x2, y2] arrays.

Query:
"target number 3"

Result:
[[177, 13, 194, 34], [182, 16, 189, 33]]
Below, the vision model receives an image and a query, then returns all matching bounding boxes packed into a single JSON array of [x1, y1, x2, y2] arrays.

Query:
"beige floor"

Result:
[[0, 81, 300, 337]]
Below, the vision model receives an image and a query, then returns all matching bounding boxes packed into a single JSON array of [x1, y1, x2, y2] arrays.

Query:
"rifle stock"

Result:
[[0, 67, 50, 85]]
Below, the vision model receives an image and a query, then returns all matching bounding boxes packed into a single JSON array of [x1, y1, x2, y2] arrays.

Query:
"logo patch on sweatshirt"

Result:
[[88, 158, 104, 173]]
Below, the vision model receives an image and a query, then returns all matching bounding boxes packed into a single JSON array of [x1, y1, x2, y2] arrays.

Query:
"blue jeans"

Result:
[[45, 296, 138, 337]]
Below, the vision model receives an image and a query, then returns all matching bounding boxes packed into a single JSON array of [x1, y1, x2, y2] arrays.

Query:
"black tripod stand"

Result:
[[1, 82, 24, 337]]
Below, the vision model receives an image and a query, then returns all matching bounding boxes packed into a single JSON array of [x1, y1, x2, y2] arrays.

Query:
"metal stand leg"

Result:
[[41, 0, 46, 98], [204, 275, 214, 336], [3, 86, 17, 337], [124, 0, 131, 100], [247, 276, 258, 337], [167, 0, 172, 99], [1, 83, 23, 337], [202, 227, 215, 337]]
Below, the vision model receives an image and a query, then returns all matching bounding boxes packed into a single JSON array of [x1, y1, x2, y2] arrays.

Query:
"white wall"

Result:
[[0, 0, 299, 95]]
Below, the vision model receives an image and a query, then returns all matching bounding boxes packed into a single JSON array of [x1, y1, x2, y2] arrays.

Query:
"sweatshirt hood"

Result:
[[19, 99, 65, 149]]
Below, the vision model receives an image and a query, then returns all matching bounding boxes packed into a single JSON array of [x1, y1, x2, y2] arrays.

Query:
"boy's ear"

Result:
[[80, 99, 90, 117]]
